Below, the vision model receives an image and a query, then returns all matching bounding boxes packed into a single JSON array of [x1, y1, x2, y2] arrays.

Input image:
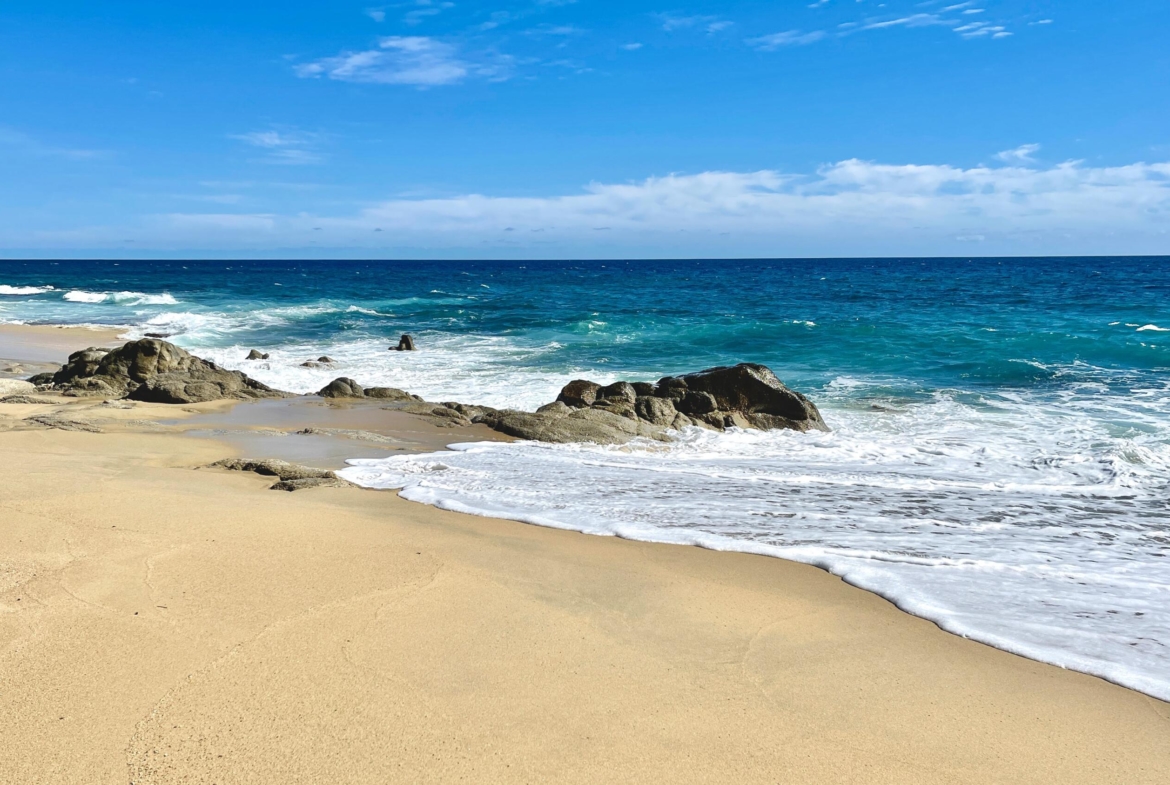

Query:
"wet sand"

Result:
[[1, 325, 1168, 784]]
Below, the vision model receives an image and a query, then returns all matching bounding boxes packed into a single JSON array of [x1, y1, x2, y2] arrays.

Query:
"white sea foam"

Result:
[[63, 290, 179, 305], [193, 332, 640, 408], [1137, 324, 1169, 332], [340, 392, 1170, 701], [0, 285, 55, 295]]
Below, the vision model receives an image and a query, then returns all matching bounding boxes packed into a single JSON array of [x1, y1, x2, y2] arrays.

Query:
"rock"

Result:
[[41, 339, 287, 404], [26, 372, 57, 386], [364, 387, 421, 401], [393, 334, 416, 351], [24, 415, 103, 433], [144, 332, 171, 339], [635, 395, 677, 426], [1, 395, 55, 404], [556, 380, 601, 408], [667, 364, 826, 430], [317, 356, 335, 363], [246, 349, 269, 360], [318, 377, 365, 398], [676, 390, 718, 416], [476, 362, 826, 445], [597, 381, 637, 404], [272, 477, 352, 492], [300, 361, 327, 368], [477, 406, 670, 445], [0, 379, 36, 397], [208, 458, 352, 492]]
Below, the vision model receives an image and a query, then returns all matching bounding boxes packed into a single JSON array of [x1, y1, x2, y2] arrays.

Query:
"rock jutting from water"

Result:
[[317, 362, 826, 444], [32, 339, 289, 404]]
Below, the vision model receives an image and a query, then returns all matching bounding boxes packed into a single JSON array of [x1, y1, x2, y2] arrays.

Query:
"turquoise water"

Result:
[[2, 258, 1168, 699]]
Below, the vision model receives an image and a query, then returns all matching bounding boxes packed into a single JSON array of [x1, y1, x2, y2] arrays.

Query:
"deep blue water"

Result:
[[1, 258, 1167, 401]]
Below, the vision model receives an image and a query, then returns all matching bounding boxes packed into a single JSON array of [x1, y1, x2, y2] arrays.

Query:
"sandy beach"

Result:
[[1, 325, 1168, 784]]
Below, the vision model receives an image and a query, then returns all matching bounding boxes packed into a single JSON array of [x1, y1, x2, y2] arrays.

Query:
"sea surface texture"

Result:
[[2, 258, 1167, 699]]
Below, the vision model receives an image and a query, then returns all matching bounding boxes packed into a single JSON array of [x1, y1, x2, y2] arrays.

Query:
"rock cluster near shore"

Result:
[[318, 362, 827, 444], [30, 339, 288, 404], [23, 339, 825, 444]]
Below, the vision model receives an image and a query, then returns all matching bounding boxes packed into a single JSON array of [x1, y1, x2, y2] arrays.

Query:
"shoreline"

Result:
[[1, 323, 1167, 781]]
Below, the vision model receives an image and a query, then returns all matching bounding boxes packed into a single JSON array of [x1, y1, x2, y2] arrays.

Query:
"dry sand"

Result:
[[1, 325, 1168, 784]]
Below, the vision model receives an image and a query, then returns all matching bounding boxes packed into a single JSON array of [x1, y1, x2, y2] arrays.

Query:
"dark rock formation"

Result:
[[246, 349, 269, 360], [317, 356, 335, 363], [316, 377, 421, 402], [392, 334, 416, 351], [364, 386, 421, 401], [40, 339, 288, 404], [208, 458, 352, 492], [469, 363, 826, 444], [318, 377, 366, 398]]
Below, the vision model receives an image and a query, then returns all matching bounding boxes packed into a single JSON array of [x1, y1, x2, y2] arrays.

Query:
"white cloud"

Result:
[[35, 157, 1170, 257], [621, 42, 643, 51], [229, 130, 323, 165], [365, 8, 386, 22], [657, 14, 732, 34], [996, 144, 1041, 163], [296, 36, 491, 87], [748, 30, 826, 49]]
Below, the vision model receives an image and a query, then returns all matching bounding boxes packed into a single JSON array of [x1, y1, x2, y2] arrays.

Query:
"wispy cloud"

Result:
[[621, 42, 643, 51], [295, 36, 507, 87], [365, 7, 386, 22], [230, 130, 323, 165], [657, 13, 733, 34], [0, 127, 107, 160], [56, 156, 1170, 256], [748, 30, 825, 49], [403, 0, 454, 26], [996, 143, 1041, 163]]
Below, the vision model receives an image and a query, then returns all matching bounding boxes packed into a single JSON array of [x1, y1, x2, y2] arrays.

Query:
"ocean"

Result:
[[2, 257, 1168, 700]]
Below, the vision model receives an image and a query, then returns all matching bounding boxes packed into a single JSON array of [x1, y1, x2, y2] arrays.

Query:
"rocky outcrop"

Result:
[[37, 339, 288, 404], [392, 334, 416, 351], [317, 377, 422, 402], [246, 349, 269, 360], [483, 364, 825, 443], [207, 458, 352, 492], [313, 363, 824, 445]]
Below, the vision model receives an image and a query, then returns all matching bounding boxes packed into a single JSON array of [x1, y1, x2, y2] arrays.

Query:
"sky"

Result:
[[1, 0, 1168, 259]]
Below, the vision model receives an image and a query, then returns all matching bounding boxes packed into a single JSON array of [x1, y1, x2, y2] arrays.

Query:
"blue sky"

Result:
[[1, 0, 1168, 258]]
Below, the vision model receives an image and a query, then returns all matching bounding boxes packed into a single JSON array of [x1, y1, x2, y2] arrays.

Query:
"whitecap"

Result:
[[1136, 324, 1169, 332], [0, 285, 54, 296], [63, 290, 179, 306]]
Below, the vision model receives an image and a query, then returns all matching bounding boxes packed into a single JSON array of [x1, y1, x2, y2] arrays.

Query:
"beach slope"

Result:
[[1, 423, 1168, 784]]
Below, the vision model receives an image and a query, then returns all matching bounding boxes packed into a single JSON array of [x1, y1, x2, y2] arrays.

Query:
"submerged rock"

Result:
[[41, 339, 288, 403], [392, 334, 416, 351]]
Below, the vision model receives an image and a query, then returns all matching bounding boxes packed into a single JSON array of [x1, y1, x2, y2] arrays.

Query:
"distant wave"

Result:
[[63, 290, 180, 306], [1137, 324, 1169, 332], [0, 285, 55, 296]]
